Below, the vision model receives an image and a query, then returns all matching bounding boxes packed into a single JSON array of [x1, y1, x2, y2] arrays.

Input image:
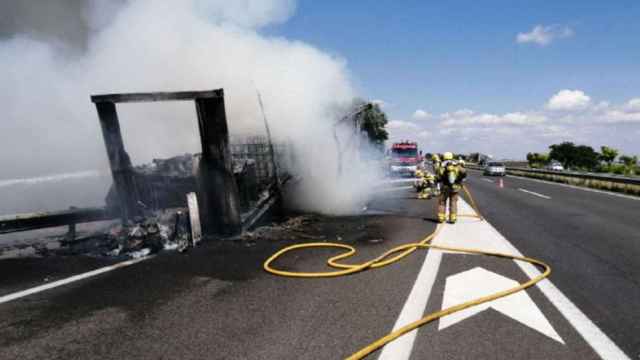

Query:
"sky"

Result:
[[268, 0, 640, 159]]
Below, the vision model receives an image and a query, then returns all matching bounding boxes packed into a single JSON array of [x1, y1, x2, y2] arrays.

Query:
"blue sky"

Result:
[[268, 0, 640, 158]]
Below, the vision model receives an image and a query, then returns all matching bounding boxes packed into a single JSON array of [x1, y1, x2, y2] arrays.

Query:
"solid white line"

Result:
[[507, 174, 640, 201], [518, 188, 551, 199], [0, 255, 155, 305], [377, 235, 443, 359], [460, 199, 630, 360], [482, 178, 494, 183]]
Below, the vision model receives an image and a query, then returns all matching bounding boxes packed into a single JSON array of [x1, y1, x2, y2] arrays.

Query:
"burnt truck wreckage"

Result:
[[0, 89, 289, 258]]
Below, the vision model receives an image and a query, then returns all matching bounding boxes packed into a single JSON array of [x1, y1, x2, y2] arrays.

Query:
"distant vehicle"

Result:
[[484, 162, 506, 176], [546, 162, 564, 171], [388, 141, 421, 177]]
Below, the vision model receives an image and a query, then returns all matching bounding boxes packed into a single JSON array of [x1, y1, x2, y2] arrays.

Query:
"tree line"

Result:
[[527, 142, 639, 175]]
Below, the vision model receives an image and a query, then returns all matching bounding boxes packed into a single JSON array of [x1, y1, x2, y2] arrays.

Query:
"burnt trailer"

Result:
[[92, 89, 242, 237]]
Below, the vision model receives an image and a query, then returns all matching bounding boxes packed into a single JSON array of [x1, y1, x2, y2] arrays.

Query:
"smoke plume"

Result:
[[0, 0, 379, 215]]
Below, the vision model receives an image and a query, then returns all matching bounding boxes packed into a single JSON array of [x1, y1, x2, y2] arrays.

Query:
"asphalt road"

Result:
[[464, 170, 640, 357], [0, 176, 638, 359]]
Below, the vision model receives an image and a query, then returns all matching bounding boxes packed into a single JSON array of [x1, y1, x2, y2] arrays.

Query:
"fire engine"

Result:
[[388, 141, 422, 177]]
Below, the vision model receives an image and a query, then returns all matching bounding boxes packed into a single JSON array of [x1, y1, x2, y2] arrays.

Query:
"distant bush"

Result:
[[610, 164, 627, 175]]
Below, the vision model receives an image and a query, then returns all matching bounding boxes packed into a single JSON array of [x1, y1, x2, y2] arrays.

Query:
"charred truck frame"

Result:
[[92, 89, 241, 237]]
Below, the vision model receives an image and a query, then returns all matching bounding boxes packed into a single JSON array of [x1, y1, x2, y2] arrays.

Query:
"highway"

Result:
[[464, 170, 640, 357], [0, 172, 638, 359]]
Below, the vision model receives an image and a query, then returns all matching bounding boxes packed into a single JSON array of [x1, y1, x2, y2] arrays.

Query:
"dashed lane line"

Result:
[[507, 174, 640, 201], [468, 168, 639, 201], [518, 188, 552, 199]]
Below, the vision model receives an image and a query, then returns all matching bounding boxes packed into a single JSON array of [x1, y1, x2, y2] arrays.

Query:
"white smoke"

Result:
[[0, 0, 380, 214]]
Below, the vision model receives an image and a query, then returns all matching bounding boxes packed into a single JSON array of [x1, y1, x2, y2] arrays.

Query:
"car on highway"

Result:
[[484, 162, 506, 176], [546, 162, 564, 171]]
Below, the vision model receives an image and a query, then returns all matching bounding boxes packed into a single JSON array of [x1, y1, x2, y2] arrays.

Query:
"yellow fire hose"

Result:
[[263, 185, 551, 359]]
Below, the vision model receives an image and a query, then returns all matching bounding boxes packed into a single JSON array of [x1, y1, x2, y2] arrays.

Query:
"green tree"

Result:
[[549, 142, 600, 171], [549, 142, 576, 169], [619, 155, 638, 167], [600, 146, 618, 165], [574, 145, 600, 170], [350, 99, 389, 146], [619, 155, 639, 175], [526, 152, 549, 168]]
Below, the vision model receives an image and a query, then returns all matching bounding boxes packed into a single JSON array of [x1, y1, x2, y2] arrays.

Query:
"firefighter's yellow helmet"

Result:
[[431, 154, 440, 161], [443, 152, 454, 160]]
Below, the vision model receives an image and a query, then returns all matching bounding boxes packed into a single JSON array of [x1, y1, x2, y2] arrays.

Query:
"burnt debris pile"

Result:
[[105, 154, 199, 213]]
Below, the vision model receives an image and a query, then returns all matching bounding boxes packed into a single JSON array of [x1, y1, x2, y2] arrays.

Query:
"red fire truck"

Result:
[[388, 141, 422, 177]]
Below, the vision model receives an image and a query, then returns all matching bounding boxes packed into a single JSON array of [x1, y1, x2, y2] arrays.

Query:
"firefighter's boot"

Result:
[[438, 213, 446, 223], [448, 213, 457, 224]]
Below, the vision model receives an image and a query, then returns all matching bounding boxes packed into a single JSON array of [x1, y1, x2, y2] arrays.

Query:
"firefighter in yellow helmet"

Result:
[[436, 152, 467, 223]]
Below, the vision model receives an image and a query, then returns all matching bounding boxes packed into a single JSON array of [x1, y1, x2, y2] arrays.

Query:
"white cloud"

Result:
[[387, 120, 419, 130], [440, 110, 547, 127], [546, 89, 591, 111], [418, 130, 431, 138], [625, 98, 640, 112], [422, 91, 640, 158], [516, 25, 574, 46], [595, 97, 640, 123], [602, 109, 640, 123], [412, 109, 431, 120]]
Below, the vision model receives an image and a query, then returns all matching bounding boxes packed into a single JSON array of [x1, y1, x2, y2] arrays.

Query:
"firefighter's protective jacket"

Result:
[[436, 160, 466, 191]]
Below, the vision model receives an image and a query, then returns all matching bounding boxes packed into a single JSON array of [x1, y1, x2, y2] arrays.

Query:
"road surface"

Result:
[[0, 172, 638, 359]]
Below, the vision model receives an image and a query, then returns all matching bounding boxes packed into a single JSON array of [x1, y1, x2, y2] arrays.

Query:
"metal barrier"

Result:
[[468, 164, 640, 195], [0, 207, 113, 235]]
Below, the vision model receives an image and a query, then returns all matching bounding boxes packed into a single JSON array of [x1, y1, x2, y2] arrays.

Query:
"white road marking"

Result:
[[482, 178, 494, 183], [518, 188, 551, 199], [382, 199, 629, 359], [468, 167, 639, 201], [455, 200, 630, 360], [0, 255, 155, 305], [377, 236, 443, 359], [507, 174, 640, 201], [440, 267, 564, 343]]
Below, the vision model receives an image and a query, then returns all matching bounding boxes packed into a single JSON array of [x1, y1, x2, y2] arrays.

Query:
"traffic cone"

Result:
[[499, 178, 504, 188]]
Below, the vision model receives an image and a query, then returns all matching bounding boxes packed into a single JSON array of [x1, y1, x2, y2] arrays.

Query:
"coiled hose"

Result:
[[263, 185, 551, 359]]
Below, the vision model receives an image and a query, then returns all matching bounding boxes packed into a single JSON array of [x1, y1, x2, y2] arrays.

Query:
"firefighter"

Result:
[[414, 169, 426, 193], [436, 152, 466, 223], [417, 171, 437, 199], [431, 154, 442, 196], [431, 154, 442, 173]]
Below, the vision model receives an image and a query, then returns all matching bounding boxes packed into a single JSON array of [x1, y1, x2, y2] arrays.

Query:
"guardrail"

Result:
[[0, 207, 114, 236], [467, 164, 640, 196]]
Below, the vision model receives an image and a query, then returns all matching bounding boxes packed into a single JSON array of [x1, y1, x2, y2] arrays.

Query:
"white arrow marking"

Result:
[[439, 266, 564, 344]]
